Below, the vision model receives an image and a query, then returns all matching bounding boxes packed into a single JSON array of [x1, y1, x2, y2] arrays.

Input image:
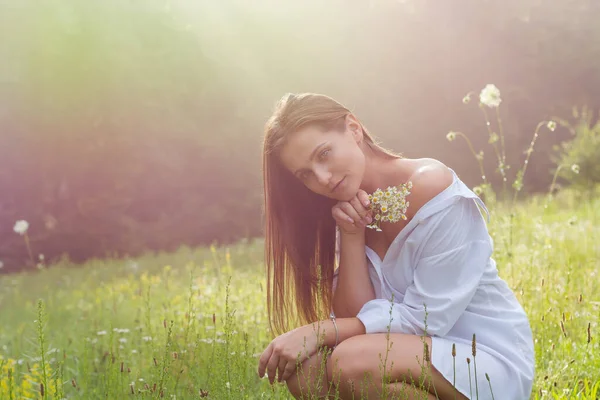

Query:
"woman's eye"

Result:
[[319, 149, 330, 160]]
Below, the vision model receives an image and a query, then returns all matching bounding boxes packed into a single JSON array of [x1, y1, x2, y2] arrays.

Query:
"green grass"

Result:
[[0, 190, 599, 399]]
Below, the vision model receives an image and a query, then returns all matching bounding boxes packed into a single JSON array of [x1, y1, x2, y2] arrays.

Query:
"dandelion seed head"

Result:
[[13, 220, 29, 235], [479, 84, 502, 108]]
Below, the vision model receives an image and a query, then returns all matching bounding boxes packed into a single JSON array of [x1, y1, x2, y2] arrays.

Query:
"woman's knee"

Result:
[[327, 336, 377, 387], [326, 334, 436, 397], [286, 350, 331, 399]]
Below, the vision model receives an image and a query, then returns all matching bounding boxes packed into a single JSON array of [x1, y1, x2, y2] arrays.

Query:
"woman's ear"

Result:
[[346, 114, 363, 144]]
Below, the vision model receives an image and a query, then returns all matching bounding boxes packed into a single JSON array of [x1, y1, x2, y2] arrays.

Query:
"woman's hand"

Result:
[[257, 324, 320, 384], [332, 189, 373, 234]]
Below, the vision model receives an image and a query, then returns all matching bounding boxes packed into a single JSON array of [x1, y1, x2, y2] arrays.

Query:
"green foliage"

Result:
[[0, 190, 599, 398], [553, 107, 600, 193]]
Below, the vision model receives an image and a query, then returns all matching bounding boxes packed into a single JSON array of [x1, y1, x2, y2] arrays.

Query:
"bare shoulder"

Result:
[[405, 159, 453, 218]]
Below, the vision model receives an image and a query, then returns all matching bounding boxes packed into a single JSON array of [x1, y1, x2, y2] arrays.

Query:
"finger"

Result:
[[266, 351, 280, 385], [281, 361, 298, 382], [277, 357, 288, 382], [258, 344, 273, 378], [349, 196, 369, 221], [332, 206, 355, 225], [340, 202, 363, 225], [357, 189, 371, 208]]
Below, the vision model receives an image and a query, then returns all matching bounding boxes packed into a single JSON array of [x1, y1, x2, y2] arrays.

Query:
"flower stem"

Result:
[[455, 132, 487, 184], [496, 107, 507, 172], [480, 105, 507, 199], [512, 121, 546, 204], [548, 163, 566, 200], [24, 233, 35, 267]]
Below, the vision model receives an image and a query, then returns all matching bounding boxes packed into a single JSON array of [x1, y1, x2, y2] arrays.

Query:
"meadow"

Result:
[[1, 188, 599, 399]]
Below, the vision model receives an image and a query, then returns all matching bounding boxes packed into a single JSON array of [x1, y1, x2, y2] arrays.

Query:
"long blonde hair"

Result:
[[262, 93, 399, 335]]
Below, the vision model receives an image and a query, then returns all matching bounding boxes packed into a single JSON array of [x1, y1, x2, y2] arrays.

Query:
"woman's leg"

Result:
[[327, 333, 468, 400], [286, 349, 334, 399], [286, 333, 465, 400]]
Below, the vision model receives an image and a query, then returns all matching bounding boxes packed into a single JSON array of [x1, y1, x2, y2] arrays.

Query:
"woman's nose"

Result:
[[314, 167, 332, 186]]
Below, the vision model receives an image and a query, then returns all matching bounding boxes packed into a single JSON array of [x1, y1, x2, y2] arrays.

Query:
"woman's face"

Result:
[[279, 116, 366, 201]]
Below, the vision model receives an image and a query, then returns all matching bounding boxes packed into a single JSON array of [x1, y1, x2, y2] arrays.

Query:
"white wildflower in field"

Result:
[[142, 336, 152, 342], [119, 338, 127, 343], [446, 131, 457, 142], [479, 84, 502, 108], [547, 121, 557, 132], [571, 164, 580, 174], [97, 330, 107, 335], [13, 220, 29, 235]]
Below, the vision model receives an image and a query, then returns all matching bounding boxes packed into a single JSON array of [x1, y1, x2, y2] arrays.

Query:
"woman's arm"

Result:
[[332, 230, 375, 318], [330, 189, 377, 318], [316, 316, 366, 348]]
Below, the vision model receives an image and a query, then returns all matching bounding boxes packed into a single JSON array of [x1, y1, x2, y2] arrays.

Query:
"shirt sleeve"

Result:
[[356, 196, 492, 337]]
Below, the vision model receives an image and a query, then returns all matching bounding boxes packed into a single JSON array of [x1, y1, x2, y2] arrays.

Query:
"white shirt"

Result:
[[334, 168, 534, 398]]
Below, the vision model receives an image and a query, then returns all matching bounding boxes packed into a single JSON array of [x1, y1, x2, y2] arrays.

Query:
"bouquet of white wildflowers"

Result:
[[366, 181, 412, 232]]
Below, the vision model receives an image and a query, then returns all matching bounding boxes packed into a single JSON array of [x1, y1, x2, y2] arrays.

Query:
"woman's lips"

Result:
[[332, 176, 345, 192]]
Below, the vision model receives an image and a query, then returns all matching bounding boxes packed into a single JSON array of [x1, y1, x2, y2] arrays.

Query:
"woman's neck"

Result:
[[360, 154, 411, 194]]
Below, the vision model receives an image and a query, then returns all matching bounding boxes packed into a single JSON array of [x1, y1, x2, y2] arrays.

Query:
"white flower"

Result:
[[479, 84, 502, 108], [446, 131, 456, 142], [13, 220, 29, 235], [119, 338, 127, 343], [547, 121, 557, 132], [142, 336, 153, 342], [367, 181, 412, 231], [97, 330, 107, 335], [571, 164, 580, 174], [462, 94, 471, 104]]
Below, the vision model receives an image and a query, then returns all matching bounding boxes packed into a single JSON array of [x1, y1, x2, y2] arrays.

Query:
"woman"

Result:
[[257, 93, 534, 399]]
